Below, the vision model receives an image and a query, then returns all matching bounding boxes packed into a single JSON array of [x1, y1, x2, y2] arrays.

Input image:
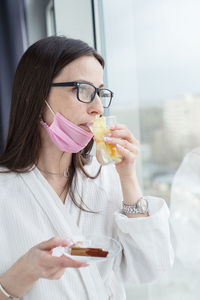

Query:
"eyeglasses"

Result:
[[51, 81, 113, 108]]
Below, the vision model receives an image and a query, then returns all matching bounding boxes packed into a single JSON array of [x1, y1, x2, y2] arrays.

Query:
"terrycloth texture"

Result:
[[0, 157, 173, 300], [170, 147, 200, 268]]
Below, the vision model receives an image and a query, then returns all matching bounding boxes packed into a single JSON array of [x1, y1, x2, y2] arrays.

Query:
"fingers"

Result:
[[37, 238, 89, 269], [36, 237, 88, 267], [45, 268, 65, 280], [42, 256, 88, 280], [38, 237, 69, 251], [106, 124, 139, 145], [116, 144, 137, 163], [104, 136, 139, 156], [103, 123, 139, 166], [40, 258, 88, 280], [103, 123, 139, 159], [46, 254, 88, 269], [59, 255, 88, 268], [26, 238, 89, 282], [34, 247, 88, 280]]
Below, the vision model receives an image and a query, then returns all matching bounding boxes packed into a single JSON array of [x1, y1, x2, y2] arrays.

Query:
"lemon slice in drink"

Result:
[[92, 116, 122, 164]]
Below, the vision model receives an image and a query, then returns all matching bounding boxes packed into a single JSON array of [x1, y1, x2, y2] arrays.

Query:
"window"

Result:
[[98, 0, 200, 299]]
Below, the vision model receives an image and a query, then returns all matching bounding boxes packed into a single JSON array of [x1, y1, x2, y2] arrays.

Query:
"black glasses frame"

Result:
[[51, 81, 113, 108]]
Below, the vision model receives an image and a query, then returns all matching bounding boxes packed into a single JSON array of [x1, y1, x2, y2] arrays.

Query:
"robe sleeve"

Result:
[[101, 163, 174, 284], [113, 197, 174, 283]]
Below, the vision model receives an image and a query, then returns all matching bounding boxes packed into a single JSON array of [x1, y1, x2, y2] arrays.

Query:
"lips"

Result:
[[79, 123, 94, 133]]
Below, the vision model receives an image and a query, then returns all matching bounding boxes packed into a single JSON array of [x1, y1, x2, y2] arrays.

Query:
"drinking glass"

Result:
[[91, 116, 122, 165]]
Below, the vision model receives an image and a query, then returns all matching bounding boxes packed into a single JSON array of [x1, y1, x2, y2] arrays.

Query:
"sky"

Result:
[[133, 0, 200, 103], [103, 0, 200, 106]]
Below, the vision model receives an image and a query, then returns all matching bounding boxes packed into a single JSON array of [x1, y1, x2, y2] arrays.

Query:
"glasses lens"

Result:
[[99, 89, 112, 108], [78, 83, 95, 102]]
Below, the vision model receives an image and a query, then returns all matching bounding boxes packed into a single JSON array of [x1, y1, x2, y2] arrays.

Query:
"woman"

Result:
[[0, 36, 173, 300]]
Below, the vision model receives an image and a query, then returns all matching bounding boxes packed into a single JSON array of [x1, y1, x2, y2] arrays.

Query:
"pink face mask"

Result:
[[40, 102, 94, 153]]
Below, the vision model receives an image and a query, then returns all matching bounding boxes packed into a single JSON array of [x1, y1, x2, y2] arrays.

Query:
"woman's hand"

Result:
[[104, 123, 144, 210], [104, 123, 139, 178], [0, 237, 88, 299], [26, 237, 88, 281]]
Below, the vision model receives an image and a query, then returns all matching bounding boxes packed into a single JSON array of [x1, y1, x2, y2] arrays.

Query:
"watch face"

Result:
[[137, 198, 148, 213]]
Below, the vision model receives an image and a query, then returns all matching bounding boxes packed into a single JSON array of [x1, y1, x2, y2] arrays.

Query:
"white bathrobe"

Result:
[[147, 147, 200, 300], [0, 157, 173, 300]]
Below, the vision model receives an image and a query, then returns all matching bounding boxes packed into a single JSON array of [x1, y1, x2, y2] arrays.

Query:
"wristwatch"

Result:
[[122, 197, 149, 214]]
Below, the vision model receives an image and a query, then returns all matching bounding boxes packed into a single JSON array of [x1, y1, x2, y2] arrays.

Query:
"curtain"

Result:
[[0, 0, 28, 153]]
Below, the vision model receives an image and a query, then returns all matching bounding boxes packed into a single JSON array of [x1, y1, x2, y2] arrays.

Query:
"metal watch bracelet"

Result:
[[0, 283, 19, 299], [122, 197, 149, 214]]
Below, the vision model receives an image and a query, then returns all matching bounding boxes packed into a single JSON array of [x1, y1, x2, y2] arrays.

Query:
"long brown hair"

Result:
[[0, 36, 104, 212]]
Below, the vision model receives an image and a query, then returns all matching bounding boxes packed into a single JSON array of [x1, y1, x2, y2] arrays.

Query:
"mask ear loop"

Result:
[[45, 100, 56, 116], [39, 101, 56, 121]]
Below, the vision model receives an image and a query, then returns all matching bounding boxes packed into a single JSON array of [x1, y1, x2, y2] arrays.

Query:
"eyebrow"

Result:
[[76, 79, 104, 88]]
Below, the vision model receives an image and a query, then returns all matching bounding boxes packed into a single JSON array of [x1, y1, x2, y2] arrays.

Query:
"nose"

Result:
[[87, 94, 104, 116]]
